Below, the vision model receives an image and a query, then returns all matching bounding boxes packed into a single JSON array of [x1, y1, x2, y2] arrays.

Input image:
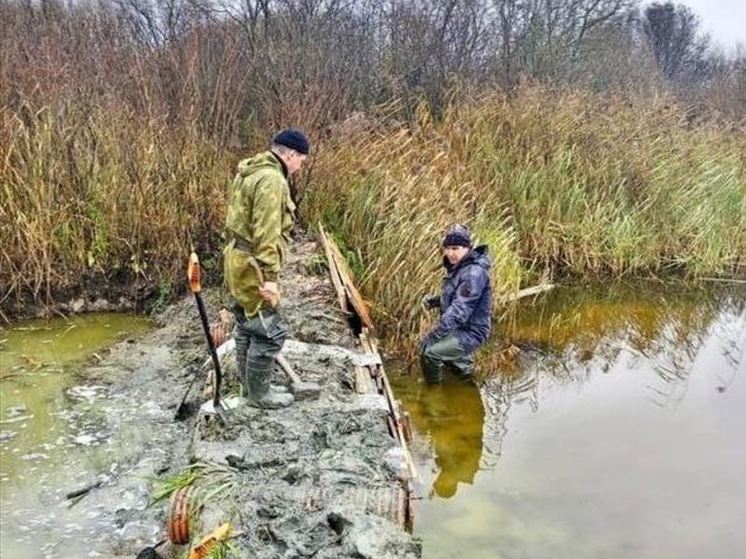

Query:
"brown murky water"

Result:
[[391, 283, 746, 559], [1, 286, 744, 558]]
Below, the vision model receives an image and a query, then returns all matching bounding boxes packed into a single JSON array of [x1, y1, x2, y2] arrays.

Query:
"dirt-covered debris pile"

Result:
[[156, 240, 421, 558]]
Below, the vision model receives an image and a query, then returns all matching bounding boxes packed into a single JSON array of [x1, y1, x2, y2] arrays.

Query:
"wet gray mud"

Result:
[[1, 240, 420, 558]]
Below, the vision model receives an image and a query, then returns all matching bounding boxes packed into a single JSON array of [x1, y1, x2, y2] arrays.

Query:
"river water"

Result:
[[390, 283, 746, 559], [0, 313, 152, 558], [1, 285, 744, 558]]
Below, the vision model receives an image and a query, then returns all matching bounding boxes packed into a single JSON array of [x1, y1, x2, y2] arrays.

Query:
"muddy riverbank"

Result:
[[1, 240, 421, 558]]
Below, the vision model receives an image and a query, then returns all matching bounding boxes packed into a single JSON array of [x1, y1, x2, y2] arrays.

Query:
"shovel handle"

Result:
[[186, 251, 223, 410], [188, 252, 201, 293]]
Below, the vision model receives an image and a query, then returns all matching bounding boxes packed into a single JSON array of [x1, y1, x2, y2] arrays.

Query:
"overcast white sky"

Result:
[[668, 0, 746, 51]]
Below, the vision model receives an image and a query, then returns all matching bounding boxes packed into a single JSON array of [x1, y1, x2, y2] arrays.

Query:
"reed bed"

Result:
[[305, 87, 746, 347], [2, 87, 743, 347], [1, 102, 232, 314]]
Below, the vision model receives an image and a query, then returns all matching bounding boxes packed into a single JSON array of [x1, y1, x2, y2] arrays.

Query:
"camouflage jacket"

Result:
[[223, 151, 296, 316]]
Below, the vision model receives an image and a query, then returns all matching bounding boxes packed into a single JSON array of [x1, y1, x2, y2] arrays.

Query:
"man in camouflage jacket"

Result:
[[224, 129, 309, 408], [420, 224, 492, 384]]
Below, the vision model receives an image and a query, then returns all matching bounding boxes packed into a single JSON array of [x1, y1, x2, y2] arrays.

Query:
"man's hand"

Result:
[[420, 294, 440, 311], [259, 281, 280, 308], [418, 333, 434, 353]]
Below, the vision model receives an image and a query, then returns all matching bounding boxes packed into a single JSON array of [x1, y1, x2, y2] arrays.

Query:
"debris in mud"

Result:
[[65, 480, 103, 501], [0, 414, 33, 425], [70, 432, 108, 446], [65, 385, 107, 403], [20, 452, 48, 461], [4, 404, 28, 418], [0, 430, 17, 442]]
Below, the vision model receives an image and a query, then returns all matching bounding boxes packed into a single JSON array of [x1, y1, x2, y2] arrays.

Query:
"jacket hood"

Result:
[[237, 151, 287, 178], [443, 244, 491, 273]]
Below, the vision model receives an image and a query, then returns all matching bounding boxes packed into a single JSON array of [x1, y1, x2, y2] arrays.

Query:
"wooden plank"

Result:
[[368, 336, 380, 355], [315, 225, 419, 487], [500, 283, 555, 303], [276, 353, 301, 384], [380, 372, 399, 423], [354, 366, 375, 394], [318, 223, 348, 314], [317, 245, 417, 481], [386, 415, 397, 439], [400, 410, 413, 443], [359, 328, 373, 353], [394, 417, 418, 482], [374, 374, 384, 393], [325, 233, 375, 331], [379, 364, 418, 482], [354, 366, 365, 393]]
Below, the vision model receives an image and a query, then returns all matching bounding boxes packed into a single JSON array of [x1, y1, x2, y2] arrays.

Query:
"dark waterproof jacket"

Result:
[[431, 245, 492, 353]]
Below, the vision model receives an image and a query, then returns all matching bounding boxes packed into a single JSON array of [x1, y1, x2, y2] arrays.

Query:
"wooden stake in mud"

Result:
[[187, 252, 225, 413]]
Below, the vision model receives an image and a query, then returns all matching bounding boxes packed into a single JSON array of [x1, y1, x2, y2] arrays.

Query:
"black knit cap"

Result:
[[272, 128, 310, 155], [442, 224, 471, 248]]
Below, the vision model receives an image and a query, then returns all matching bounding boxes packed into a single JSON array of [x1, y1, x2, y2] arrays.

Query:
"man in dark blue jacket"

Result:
[[420, 225, 492, 383]]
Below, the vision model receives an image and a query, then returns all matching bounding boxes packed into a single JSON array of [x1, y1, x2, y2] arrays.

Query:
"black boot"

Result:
[[248, 366, 294, 409], [420, 352, 444, 384], [234, 327, 251, 395]]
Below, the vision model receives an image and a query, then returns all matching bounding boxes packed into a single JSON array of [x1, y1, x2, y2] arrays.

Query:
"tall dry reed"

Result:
[[0, 101, 232, 314], [305, 87, 746, 348]]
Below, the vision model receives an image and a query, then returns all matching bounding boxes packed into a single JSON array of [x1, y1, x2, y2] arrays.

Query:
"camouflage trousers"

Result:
[[233, 308, 288, 397], [419, 334, 474, 384]]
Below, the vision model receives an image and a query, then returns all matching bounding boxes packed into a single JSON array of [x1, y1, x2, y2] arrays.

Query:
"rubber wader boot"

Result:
[[235, 334, 288, 395], [420, 353, 444, 384], [235, 328, 251, 395], [249, 367, 294, 408]]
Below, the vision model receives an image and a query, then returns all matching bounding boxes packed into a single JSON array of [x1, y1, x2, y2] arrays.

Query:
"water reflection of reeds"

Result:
[[482, 283, 745, 387], [477, 283, 745, 453]]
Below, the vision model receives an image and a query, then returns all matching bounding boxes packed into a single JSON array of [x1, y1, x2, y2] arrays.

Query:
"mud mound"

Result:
[[152, 240, 420, 558]]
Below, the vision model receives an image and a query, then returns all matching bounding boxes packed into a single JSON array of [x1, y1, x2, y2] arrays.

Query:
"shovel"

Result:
[[184, 252, 229, 423], [136, 538, 166, 559], [275, 353, 321, 401]]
